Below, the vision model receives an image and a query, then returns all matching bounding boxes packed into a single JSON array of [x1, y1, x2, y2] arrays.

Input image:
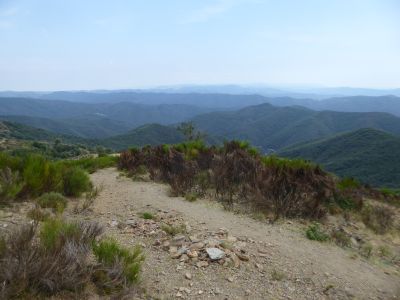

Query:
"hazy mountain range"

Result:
[[2, 85, 400, 100], [1, 90, 400, 187], [279, 128, 400, 188]]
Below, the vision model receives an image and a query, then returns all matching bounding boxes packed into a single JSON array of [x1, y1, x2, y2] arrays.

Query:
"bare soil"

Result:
[[81, 168, 400, 299]]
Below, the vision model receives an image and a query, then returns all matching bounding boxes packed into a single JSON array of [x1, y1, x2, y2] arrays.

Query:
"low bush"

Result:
[[361, 204, 395, 234], [379, 188, 399, 197], [161, 224, 186, 236], [306, 223, 329, 242], [76, 185, 102, 212], [337, 177, 361, 190], [141, 212, 154, 220], [0, 218, 144, 298], [62, 167, 91, 197], [92, 239, 144, 291], [40, 218, 81, 250], [333, 194, 357, 210], [37, 192, 67, 214], [0, 167, 23, 204], [118, 141, 337, 221], [0, 153, 96, 201], [0, 220, 103, 298], [185, 192, 198, 202], [23, 155, 64, 197], [27, 206, 51, 222], [63, 155, 118, 174], [257, 156, 334, 220], [360, 243, 373, 258], [271, 269, 286, 281], [331, 229, 352, 248]]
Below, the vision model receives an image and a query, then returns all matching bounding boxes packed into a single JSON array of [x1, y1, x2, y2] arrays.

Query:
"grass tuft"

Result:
[[306, 223, 329, 242], [140, 212, 154, 220], [161, 224, 186, 236], [37, 192, 67, 214], [93, 239, 144, 284]]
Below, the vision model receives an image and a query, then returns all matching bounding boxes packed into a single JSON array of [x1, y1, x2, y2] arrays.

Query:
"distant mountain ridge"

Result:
[[0, 115, 131, 139], [0, 120, 89, 145], [191, 103, 400, 151], [99, 124, 185, 150], [279, 128, 400, 188], [2, 95, 400, 152], [2, 85, 400, 100], [0, 97, 214, 138], [0, 120, 188, 152]]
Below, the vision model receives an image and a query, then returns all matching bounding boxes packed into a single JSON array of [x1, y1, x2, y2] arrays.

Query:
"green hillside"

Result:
[[0, 121, 96, 158], [0, 115, 131, 139], [99, 124, 185, 150], [0, 97, 212, 135], [279, 128, 400, 188], [191, 103, 400, 151], [0, 120, 87, 144]]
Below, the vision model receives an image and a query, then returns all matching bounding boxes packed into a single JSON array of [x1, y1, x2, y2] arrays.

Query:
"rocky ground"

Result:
[[1, 168, 399, 299]]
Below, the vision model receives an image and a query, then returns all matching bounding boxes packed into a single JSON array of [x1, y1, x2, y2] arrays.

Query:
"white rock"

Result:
[[206, 247, 225, 260], [109, 220, 118, 227]]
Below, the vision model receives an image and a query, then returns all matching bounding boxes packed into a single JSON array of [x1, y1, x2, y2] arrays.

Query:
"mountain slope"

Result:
[[312, 95, 400, 117], [0, 97, 214, 137], [0, 115, 131, 139], [99, 124, 185, 150], [0, 120, 90, 145], [191, 103, 400, 151], [3, 91, 400, 115], [279, 128, 400, 187]]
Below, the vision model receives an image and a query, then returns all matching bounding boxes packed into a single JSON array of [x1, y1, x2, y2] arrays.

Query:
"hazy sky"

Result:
[[0, 0, 399, 90]]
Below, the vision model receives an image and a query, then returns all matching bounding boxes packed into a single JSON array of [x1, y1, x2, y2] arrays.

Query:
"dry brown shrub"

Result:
[[0, 221, 103, 299], [256, 163, 335, 220], [212, 141, 261, 206]]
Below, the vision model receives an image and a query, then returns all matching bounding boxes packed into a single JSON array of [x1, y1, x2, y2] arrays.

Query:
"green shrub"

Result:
[[377, 245, 392, 258], [62, 167, 91, 197], [23, 155, 63, 196], [361, 204, 394, 234], [0, 221, 103, 298], [0, 152, 23, 171], [360, 243, 373, 258], [0, 153, 96, 200], [161, 224, 186, 236], [333, 194, 357, 210], [0, 167, 23, 204], [93, 239, 144, 284], [37, 192, 67, 214], [40, 218, 80, 250], [27, 206, 51, 222], [379, 188, 400, 198], [0, 236, 5, 257], [262, 155, 318, 170], [62, 156, 118, 174], [184, 192, 198, 202], [140, 212, 154, 220], [337, 177, 361, 191], [194, 170, 211, 195], [271, 269, 286, 281], [306, 223, 329, 242], [331, 229, 351, 248]]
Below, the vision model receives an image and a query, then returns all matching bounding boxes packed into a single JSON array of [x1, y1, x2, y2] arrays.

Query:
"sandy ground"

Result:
[[84, 168, 399, 299]]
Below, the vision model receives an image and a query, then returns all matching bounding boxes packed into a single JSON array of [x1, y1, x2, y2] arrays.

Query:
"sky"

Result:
[[0, 0, 399, 91]]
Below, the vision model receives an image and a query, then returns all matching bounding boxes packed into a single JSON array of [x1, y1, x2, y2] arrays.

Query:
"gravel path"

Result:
[[88, 168, 399, 299]]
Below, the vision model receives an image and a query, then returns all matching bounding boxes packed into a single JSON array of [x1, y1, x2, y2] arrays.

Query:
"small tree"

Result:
[[177, 122, 206, 141]]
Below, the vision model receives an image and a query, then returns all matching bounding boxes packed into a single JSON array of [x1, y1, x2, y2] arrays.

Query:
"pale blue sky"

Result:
[[0, 0, 399, 90]]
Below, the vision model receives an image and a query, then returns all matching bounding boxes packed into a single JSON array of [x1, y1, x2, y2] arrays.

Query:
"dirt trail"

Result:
[[88, 168, 399, 299]]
